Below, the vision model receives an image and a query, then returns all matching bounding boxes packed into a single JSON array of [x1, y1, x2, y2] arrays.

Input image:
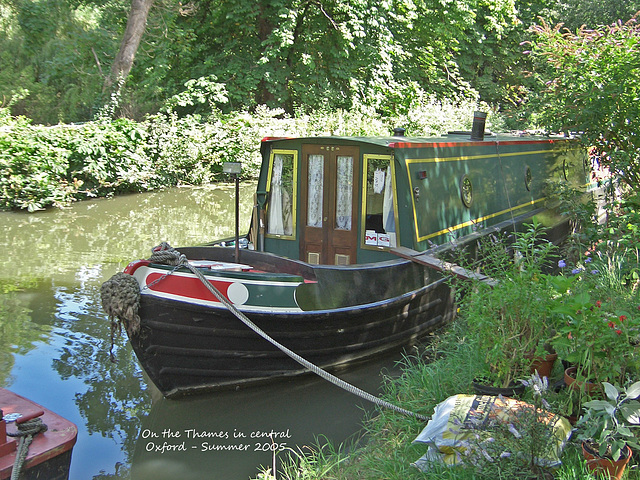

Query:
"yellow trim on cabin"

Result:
[[265, 149, 298, 240], [403, 149, 551, 165], [417, 197, 547, 242], [405, 150, 552, 244], [360, 154, 400, 251]]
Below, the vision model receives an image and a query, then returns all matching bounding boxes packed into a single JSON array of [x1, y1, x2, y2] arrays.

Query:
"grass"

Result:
[[252, 319, 640, 479]]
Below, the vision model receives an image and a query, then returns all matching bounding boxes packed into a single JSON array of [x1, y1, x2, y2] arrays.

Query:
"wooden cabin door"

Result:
[[300, 144, 359, 265]]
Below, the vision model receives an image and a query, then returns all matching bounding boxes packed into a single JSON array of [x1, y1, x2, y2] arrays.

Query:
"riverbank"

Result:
[[256, 318, 638, 480], [253, 211, 640, 479], [0, 100, 499, 211]]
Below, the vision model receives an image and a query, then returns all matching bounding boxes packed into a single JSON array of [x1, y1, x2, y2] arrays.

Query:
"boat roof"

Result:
[[261, 132, 569, 149]]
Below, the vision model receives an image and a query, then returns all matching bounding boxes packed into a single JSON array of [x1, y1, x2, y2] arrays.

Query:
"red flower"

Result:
[[596, 300, 602, 308], [620, 315, 627, 323], [616, 329, 622, 335], [608, 321, 616, 328]]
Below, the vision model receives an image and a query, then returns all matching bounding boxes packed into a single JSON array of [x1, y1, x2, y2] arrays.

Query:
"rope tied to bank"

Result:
[[102, 242, 428, 422], [7, 417, 48, 480]]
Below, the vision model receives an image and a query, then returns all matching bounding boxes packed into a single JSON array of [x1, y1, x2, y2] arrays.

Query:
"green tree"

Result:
[[558, 0, 640, 31], [526, 17, 640, 189], [0, 0, 125, 123]]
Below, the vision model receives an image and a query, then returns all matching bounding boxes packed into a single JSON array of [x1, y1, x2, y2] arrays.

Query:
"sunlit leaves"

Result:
[[527, 17, 640, 188]]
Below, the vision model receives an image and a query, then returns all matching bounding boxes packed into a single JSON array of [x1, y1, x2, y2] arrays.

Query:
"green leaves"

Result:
[[527, 18, 640, 189], [578, 381, 640, 460]]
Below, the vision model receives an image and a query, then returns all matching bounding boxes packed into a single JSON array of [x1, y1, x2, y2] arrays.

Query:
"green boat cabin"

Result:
[[255, 131, 587, 266]]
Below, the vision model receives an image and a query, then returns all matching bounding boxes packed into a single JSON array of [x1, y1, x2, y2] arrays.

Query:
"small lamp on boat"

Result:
[[223, 162, 242, 263]]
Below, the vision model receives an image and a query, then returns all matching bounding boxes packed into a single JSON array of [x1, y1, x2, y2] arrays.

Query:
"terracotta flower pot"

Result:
[[564, 366, 600, 393], [527, 352, 558, 378], [582, 442, 632, 480]]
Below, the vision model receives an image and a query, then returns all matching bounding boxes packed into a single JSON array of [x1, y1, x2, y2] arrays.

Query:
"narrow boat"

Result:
[[109, 114, 589, 397], [0, 388, 77, 480]]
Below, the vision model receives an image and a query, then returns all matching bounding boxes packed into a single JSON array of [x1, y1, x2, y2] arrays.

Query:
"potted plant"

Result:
[[460, 222, 557, 393], [546, 271, 639, 390], [576, 381, 640, 479]]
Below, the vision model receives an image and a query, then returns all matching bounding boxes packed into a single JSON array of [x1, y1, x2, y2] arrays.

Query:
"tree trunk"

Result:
[[103, 0, 154, 94]]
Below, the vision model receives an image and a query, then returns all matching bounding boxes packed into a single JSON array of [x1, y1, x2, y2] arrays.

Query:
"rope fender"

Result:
[[101, 272, 141, 363], [103, 242, 428, 422]]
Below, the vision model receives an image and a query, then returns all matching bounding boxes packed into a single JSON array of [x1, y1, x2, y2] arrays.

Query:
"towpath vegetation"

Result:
[[0, 100, 493, 211]]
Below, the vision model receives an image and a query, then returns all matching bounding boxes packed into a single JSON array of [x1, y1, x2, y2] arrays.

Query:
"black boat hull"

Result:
[[128, 271, 454, 397]]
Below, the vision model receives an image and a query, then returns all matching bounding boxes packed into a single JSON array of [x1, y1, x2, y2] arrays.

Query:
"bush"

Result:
[[0, 97, 500, 211]]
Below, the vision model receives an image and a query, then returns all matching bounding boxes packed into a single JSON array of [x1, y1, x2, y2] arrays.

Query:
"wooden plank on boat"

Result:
[[390, 247, 497, 286]]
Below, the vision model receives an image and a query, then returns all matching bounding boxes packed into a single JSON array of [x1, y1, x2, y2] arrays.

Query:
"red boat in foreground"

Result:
[[0, 388, 77, 480]]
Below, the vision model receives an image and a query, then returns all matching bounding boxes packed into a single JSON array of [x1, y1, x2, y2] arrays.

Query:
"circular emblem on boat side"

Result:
[[460, 175, 473, 208], [227, 282, 249, 305], [524, 165, 532, 191]]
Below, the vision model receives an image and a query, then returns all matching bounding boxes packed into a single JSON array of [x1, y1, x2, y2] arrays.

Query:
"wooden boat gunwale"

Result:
[[0, 388, 77, 480]]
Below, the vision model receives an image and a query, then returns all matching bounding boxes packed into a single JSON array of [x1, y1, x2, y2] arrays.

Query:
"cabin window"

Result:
[[362, 155, 398, 248], [266, 150, 297, 238], [524, 165, 532, 191], [335, 155, 354, 230], [307, 154, 324, 227]]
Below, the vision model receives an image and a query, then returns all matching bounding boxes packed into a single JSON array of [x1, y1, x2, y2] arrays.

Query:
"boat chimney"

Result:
[[393, 127, 406, 137], [470, 111, 487, 141]]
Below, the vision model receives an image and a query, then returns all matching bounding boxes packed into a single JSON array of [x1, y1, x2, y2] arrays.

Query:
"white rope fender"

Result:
[[149, 243, 429, 422]]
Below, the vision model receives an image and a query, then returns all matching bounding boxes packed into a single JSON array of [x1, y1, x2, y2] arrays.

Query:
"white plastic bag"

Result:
[[412, 394, 572, 471]]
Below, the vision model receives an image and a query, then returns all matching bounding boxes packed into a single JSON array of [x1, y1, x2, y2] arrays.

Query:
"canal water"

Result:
[[0, 184, 406, 480]]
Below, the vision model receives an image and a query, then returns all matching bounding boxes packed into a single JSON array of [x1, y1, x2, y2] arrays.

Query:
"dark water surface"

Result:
[[0, 184, 404, 480]]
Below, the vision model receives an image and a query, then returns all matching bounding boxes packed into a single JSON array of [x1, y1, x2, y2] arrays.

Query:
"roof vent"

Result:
[[393, 127, 406, 137], [470, 111, 487, 141]]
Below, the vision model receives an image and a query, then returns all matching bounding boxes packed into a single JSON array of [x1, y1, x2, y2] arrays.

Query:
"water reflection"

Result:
[[0, 183, 255, 287], [0, 183, 402, 480], [0, 291, 48, 386], [0, 184, 255, 479], [131, 360, 394, 480]]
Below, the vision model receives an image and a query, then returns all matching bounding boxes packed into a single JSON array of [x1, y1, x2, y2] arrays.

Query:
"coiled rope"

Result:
[[7, 417, 48, 480], [143, 243, 428, 422]]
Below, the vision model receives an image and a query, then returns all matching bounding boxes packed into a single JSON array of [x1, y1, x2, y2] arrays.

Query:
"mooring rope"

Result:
[[7, 417, 48, 480], [146, 242, 429, 422]]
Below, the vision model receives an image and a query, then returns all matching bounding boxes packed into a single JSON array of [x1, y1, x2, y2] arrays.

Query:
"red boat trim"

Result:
[[389, 138, 560, 149], [496, 139, 557, 146], [124, 259, 150, 275], [133, 268, 305, 312], [261, 136, 293, 142], [145, 272, 234, 304]]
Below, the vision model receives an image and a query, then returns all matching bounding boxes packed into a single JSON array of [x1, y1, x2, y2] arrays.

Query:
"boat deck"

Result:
[[0, 389, 77, 480]]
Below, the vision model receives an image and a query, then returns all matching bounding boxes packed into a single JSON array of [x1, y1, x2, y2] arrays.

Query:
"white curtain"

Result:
[[268, 155, 284, 234], [373, 168, 386, 194], [383, 166, 395, 233], [307, 154, 324, 228], [335, 155, 353, 230]]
